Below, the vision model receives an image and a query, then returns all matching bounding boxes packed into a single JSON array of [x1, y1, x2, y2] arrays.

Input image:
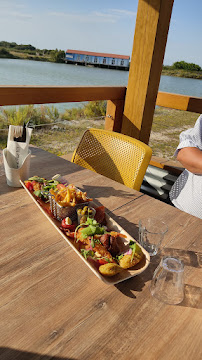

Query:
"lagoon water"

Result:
[[0, 58, 201, 111]]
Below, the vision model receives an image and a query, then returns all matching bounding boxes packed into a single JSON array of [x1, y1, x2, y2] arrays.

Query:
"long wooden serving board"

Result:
[[20, 181, 150, 285]]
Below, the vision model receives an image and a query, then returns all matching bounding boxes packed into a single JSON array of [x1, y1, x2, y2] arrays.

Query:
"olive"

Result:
[[80, 215, 87, 224]]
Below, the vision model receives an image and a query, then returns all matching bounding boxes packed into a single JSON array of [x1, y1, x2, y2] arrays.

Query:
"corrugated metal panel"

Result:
[[140, 165, 178, 203]]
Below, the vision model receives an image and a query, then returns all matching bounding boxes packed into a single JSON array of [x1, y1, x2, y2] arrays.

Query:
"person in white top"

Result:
[[169, 114, 202, 219]]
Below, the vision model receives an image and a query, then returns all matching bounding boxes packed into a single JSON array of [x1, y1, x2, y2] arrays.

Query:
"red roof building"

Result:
[[66, 49, 130, 60]]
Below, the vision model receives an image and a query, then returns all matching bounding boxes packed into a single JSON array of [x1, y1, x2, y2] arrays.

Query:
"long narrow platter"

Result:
[[20, 180, 150, 285]]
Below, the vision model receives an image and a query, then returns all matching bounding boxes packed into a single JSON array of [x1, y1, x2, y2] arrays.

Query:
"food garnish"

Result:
[[61, 217, 76, 231], [24, 176, 144, 278], [72, 210, 144, 276], [49, 185, 92, 207], [24, 176, 60, 200]]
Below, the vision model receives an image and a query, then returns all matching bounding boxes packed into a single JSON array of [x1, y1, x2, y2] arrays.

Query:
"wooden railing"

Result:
[[0, 85, 126, 105], [156, 92, 202, 113], [1, 84, 201, 190], [0, 85, 201, 134]]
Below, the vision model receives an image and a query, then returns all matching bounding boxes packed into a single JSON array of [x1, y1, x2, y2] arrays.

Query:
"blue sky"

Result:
[[1, 0, 202, 66]]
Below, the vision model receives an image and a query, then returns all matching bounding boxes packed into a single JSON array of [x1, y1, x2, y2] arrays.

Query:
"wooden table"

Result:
[[0, 147, 201, 360]]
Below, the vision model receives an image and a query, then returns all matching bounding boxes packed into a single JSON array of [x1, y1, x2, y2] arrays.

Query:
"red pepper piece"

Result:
[[61, 219, 76, 231], [25, 181, 33, 191]]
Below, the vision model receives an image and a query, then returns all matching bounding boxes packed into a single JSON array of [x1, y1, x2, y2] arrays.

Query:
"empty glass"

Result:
[[150, 257, 184, 305], [139, 218, 168, 256]]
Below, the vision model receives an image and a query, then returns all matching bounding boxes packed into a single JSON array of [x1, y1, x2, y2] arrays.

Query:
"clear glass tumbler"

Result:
[[139, 218, 168, 256], [150, 257, 184, 305]]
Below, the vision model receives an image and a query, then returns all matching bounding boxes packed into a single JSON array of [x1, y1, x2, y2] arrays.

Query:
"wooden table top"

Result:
[[0, 147, 201, 360]]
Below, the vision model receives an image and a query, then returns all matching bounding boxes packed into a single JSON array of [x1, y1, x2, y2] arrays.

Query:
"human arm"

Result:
[[177, 147, 202, 174]]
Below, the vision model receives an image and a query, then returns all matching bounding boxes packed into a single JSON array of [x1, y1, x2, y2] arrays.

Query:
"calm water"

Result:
[[0, 59, 201, 111]]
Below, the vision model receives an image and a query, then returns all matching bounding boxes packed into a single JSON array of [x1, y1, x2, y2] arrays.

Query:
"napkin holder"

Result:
[[3, 148, 31, 187]]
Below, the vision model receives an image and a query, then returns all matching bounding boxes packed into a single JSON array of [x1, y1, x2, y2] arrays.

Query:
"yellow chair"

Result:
[[71, 128, 152, 191]]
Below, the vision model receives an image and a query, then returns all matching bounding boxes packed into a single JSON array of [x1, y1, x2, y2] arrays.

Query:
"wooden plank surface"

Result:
[[0, 147, 201, 360], [0, 85, 126, 106], [105, 99, 125, 132], [156, 91, 202, 113]]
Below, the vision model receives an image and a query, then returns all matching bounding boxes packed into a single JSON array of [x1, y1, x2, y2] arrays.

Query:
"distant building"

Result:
[[65, 50, 130, 70]]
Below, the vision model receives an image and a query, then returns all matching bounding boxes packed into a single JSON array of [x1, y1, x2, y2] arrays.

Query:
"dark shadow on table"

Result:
[[109, 213, 202, 308], [107, 212, 162, 298], [0, 347, 76, 360], [80, 184, 138, 201], [115, 254, 161, 299], [179, 284, 202, 309], [162, 248, 202, 309], [161, 247, 202, 268]]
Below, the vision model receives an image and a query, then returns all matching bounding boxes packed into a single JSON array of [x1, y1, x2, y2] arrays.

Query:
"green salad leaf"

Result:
[[116, 253, 124, 261], [34, 190, 42, 197], [81, 249, 95, 259], [129, 240, 142, 261]]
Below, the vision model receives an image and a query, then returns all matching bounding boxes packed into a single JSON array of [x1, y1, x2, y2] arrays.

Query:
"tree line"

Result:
[[163, 61, 201, 72], [0, 41, 201, 71], [0, 41, 65, 63]]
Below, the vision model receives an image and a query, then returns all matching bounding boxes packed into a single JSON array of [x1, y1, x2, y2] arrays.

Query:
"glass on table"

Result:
[[150, 257, 184, 305], [138, 218, 168, 256]]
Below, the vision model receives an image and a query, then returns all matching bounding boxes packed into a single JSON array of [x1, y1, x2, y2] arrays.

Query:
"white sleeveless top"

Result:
[[169, 114, 202, 219]]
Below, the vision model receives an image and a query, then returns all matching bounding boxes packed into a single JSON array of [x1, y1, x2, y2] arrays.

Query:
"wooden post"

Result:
[[121, 0, 174, 144], [105, 99, 125, 132]]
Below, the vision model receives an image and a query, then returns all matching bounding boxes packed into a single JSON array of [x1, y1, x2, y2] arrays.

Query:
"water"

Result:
[[0, 58, 201, 112]]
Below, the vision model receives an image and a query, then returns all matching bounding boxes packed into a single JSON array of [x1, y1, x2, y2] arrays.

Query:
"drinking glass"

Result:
[[150, 257, 184, 305], [139, 218, 168, 256]]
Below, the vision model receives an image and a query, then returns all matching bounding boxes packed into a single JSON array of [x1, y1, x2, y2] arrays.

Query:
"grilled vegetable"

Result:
[[99, 263, 123, 277]]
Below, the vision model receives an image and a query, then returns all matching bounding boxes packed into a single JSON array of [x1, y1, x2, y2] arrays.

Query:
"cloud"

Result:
[[0, 1, 32, 21], [0, 0, 25, 11], [48, 8, 136, 24], [10, 11, 33, 20], [109, 9, 137, 17], [48, 11, 118, 24]]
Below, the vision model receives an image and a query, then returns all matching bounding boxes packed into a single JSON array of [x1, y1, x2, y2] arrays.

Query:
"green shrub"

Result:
[[0, 105, 59, 129], [83, 101, 106, 118], [173, 61, 201, 71], [61, 101, 106, 121]]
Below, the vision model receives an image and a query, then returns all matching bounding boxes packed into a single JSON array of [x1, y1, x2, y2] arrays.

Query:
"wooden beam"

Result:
[[122, 0, 174, 144], [0, 85, 126, 106], [105, 99, 125, 132], [156, 92, 202, 113]]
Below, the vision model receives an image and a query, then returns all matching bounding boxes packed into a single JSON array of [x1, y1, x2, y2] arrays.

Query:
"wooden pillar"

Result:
[[121, 0, 174, 144], [105, 99, 125, 133]]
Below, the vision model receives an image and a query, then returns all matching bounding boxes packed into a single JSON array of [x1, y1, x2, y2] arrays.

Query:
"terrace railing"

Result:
[[0, 85, 201, 133], [1, 84, 201, 202]]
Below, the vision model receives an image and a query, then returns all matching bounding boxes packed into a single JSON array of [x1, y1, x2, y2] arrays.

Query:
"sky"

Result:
[[0, 0, 202, 66]]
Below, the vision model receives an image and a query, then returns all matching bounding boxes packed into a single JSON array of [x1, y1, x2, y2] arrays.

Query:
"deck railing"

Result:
[[1, 85, 201, 200], [0, 86, 201, 132]]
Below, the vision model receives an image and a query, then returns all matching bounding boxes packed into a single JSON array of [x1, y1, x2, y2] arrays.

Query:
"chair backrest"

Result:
[[71, 128, 152, 191]]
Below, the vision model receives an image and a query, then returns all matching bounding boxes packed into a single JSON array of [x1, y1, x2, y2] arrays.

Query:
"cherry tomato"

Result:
[[61, 219, 76, 231], [68, 231, 76, 238], [57, 184, 66, 190], [31, 180, 37, 186], [98, 259, 109, 265], [25, 181, 33, 191]]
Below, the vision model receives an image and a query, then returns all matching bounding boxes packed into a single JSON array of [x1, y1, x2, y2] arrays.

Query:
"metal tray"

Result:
[[49, 193, 90, 221]]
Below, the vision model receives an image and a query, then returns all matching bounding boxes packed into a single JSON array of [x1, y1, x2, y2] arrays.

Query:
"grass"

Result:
[[149, 107, 198, 158], [162, 68, 202, 79], [0, 103, 106, 156], [9, 50, 52, 62], [30, 120, 105, 155], [0, 103, 199, 160]]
